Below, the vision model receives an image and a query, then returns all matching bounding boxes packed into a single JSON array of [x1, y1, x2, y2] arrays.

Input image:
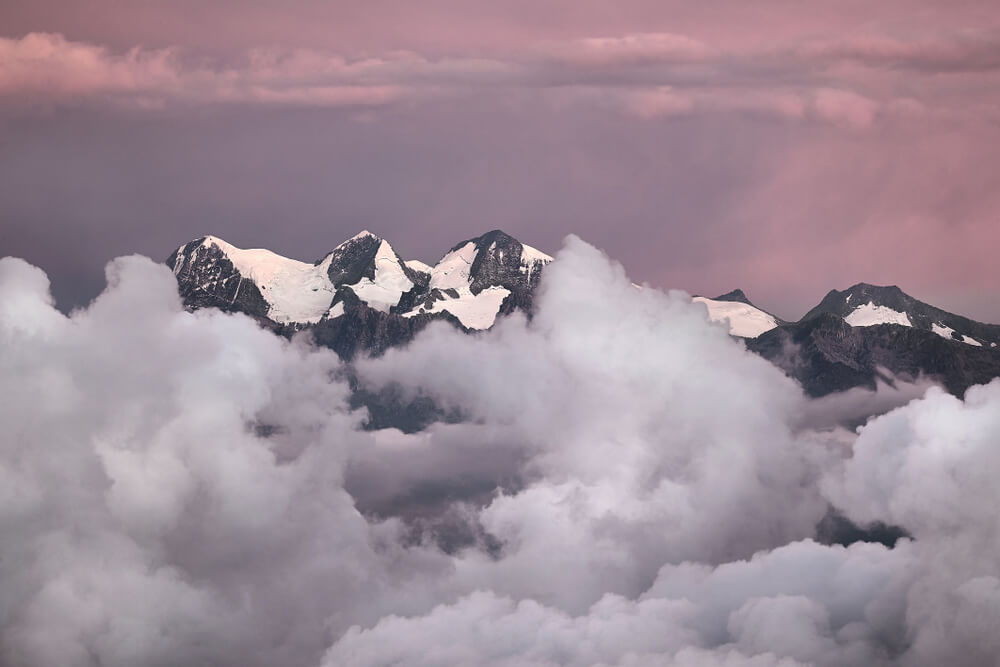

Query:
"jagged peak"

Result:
[[338, 230, 382, 246], [842, 282, 905, 295], [173, 235, 306, 269], [443, 229, 553, 266], [712, 289, 753, 306], [473, 228, 515, 245], [179, 234, 232, 253], [447, 229, 511, 254]]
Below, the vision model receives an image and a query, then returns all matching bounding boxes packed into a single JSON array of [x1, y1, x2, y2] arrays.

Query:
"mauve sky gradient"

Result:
[[1, 0, 999, 321]]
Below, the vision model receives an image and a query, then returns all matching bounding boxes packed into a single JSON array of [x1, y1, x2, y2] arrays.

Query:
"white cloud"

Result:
[[1, 238, 999, 665]]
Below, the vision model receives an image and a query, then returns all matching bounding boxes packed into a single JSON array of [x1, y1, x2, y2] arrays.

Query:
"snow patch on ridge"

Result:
[[327, 301, 345, 319], [520, 244, 553, 277], [408, 286, 512, 329], [844, 302, 912, 328], [404, 259, 432, 274], [407, 242, 510, 329], [430, 242, 477, 291], [347, 239, 413, 313], [931, 322, 955, 340], [692, 297, 778, 338], [196, 236, 335, 325]]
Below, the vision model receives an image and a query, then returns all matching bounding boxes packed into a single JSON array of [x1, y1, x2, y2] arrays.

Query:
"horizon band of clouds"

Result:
[[2, 31, 1000, 125]]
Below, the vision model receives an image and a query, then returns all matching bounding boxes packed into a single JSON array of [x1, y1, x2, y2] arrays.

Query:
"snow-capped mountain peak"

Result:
[[168, 229, 552, 332], [711, 289, 753, 305], [801, 282, 1000, 347], [324, 233, 417, 314], [403, 230, 552, 329], [692, 289, 780, 338], [167, 235, 1000, 402], [168, 235, 336, 325]]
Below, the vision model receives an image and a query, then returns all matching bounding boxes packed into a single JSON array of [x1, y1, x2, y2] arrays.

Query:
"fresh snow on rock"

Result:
[[409, 285, 512, 329], [520, 244, 553, 276], [405, 242, 511, 329], [930, 323, 981, 346], [347, 229, 378, 242], [346, 239, 413, 313], [844, 302, 912, 328], [429, 242, 477, 291], [692, 297, 778, 338], [191, 236, 335, 325], [404, 259, 432, 274], [931, 322, 955, 340]]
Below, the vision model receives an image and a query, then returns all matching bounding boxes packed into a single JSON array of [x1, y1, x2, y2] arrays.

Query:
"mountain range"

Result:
[[168, 229, 1000, 410]]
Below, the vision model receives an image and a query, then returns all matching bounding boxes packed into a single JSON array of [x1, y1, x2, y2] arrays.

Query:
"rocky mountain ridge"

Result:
[[167, 229, 551, 362], [168, 230, 1000, 403]]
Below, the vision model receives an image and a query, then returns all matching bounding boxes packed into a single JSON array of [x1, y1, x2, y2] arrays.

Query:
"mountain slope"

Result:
[[747, 313, 1000, 397], [168, 234, 1000, 404], [403, 230, 551, 329], [168, 229, 553, 353], [744, 284, 1000, 396], [802, 283, 1000, 348], [692, 289, 782, 338]]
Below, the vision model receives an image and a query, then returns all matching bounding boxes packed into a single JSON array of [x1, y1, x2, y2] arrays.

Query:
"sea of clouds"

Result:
[[1, 237, 998, 666]]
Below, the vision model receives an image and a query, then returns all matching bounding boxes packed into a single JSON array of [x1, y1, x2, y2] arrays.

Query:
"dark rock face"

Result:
[[747, 313, 1000, 397], [815, 509, 909, 549], [166, 230, 556, 433], [712, 289, 753, 306], [461, 229, 548, 315], [168, 233, 1000, 431], [325, 233, 381, 286], [802, 282, 1000, 346], [308, 302, 453, 361], [747, 282, 1000, 398], [167, 239, 273, 322]]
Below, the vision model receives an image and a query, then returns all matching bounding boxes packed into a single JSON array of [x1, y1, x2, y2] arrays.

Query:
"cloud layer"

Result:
[[2, 238, 999, 665], [3, 28, 999, 125]]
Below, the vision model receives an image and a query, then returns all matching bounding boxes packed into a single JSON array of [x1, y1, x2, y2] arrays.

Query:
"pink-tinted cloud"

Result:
[[4, 29, 998, 133], [623, 87, 695, 119], [801, 31, 1000, 72], [811, 89, 879, 129], [545, 33, 716, 66], [0, 33, 405, 108]]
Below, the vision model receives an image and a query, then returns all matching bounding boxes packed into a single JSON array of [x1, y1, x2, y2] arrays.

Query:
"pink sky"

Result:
[[1, 1, 999, 320]]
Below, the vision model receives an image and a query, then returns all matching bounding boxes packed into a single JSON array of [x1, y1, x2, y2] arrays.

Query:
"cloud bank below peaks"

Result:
[[1, 237, 999, 666]]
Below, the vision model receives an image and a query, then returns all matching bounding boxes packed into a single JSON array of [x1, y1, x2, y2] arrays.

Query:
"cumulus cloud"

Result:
[[2, 237, 1000, 666], [0, 255, 453, 666], [825, 381, 1000, 665]]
